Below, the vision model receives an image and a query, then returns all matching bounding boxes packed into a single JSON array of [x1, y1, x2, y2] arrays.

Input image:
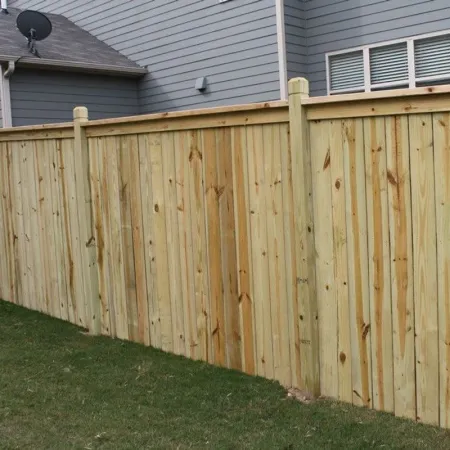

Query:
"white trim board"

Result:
[[275, 0, 288, 100], [0, 65, 12, 128]]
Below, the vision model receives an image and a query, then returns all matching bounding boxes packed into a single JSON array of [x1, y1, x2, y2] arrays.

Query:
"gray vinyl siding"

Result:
[[10, 0, 281, 112], [305, 0, 450, 96], [10, 69, 139, 126], [284, 0, 306, 80]]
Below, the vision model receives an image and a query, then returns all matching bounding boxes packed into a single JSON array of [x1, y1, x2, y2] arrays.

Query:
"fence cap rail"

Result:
[[0, 122, 75, 141], [302, 84, 450, 106], [83, 101, 288, 128]]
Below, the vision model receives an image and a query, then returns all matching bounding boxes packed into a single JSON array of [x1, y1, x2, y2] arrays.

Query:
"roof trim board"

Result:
[[0, 55, 147, 77]]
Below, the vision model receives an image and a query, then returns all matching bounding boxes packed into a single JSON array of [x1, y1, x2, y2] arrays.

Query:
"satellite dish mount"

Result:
[[16, 10, 52, 58]]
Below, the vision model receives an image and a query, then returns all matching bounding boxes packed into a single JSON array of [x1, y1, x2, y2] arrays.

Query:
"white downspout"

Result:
[[275, 0, 288, 100], [0, 61, 14, 128]]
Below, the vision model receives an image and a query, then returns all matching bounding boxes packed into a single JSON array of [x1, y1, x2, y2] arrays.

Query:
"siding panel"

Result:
[[284, 0, 306, 80], [10, 70, 139, 126], [10, 0, 280, 112]]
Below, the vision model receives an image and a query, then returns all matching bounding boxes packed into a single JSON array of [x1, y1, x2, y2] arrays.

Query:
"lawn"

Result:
[[1, 300, 450, 449]]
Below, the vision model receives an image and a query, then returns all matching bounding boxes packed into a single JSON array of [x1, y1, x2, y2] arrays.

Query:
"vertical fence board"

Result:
[[19, 141, 35, 310], [217, 127, 241, 370], [342, 119, 372, 407], [265, 124, 290, 385], [247, 125, 273, 378], [150, 133, 173, 352], [410, 113, 439, 425], [129, 134, 150, 345], [174, 131, 196, 358], [184, 130, 201, 361], [161, 132, 185, 355], [231, 126, 256, 374], [364, 117, 394, 412], [330, 120, 352, 403], [118, 136, 139, 342], [0, 145, 8, 302], [310, 120, 338, 397], [0, 143, 14, 303], [188, 130, 210, 362], [204, 128, 225, 366], [433, 113, 450, 428], [107, 136, 129, 339], [44, 141, 61, 320], [386, 116, 416, 420], [35, 141, 53, 316], [11, 142, 26, 306], [89, 138, 111, 335], [98, 137, 117, 337], [61, 140, 86, 326], [281, 122, 301, 387], [138, 133, 161, 347], [50, 140, 68, 321]]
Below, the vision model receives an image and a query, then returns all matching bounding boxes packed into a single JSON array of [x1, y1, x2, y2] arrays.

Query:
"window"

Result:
[[326, 30, 450, 95]]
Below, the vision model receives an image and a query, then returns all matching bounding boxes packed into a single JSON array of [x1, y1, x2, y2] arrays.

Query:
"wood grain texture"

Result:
[[88, 137, 111, 335], [310, 120, 338, 398], [118, 136, 139, 342], [0, 143, 15, 304], [247, 125, 273, 379], [150, 133, 173, 353], [161, 132, 185, 356], [188, 130, 210, 362], [330, 120, 352, 403], [138, 133, 161, 348], [280, 122, 301, 387], [265, 124, 290, 386], [34, 140, 53, 317], [363, 117, 394, 413], [174, 131, 196, 359], [342, 119, 372, 408], [106, 136, 129, 340], [231, 126, 255, 375], [386, 116, 416, 420], [204, 128, 226, 366], [433, 113, 450, 428], [51, 140, 69, 322], [217, 127, 241, 371], [409, 114, 439, 425]]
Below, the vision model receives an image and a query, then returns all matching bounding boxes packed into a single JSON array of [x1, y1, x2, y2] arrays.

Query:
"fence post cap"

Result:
[[73, 106, 89, 122], [288, 78, 309, 96]]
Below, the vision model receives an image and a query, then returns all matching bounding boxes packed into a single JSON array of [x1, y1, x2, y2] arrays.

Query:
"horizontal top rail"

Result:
[[0, 122, 74, 142], [303, 84, 450, 120], [84, 101, 289, 137], [303, 84, 450, 105], [84, 101, 288, 127]]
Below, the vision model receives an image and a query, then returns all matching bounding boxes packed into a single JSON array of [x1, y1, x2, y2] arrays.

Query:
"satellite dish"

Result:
[[16, 10, 52, 58]]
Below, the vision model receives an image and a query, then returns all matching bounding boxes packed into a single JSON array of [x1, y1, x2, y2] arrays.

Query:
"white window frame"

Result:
[[326, 28, 450, 95]]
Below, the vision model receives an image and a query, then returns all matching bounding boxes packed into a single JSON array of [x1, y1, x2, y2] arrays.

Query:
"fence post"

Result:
[[288, 78, 320, 396], [73, 107, 101, 335]]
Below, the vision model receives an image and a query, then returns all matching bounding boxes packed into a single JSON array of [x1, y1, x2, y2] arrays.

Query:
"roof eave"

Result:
[[0, 54, 147, 78]]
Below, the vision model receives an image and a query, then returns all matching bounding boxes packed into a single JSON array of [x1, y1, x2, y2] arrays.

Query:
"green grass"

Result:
[[1, 300, 449, 449]]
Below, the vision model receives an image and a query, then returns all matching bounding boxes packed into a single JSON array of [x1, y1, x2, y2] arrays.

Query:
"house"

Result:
[[2, 0, 450, 127]]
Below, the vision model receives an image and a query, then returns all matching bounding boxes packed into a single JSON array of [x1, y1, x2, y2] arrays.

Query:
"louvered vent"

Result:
[[415, 35, 450, 79], [329, 51, 364, 92], [370, 43, 408, 84]]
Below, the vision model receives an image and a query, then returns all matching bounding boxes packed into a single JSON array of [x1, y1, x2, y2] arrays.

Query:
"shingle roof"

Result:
[[0, 8, 146, 77]]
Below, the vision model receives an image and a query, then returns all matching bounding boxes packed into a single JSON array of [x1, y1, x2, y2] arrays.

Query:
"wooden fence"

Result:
[[0, 79, 449, 428]]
